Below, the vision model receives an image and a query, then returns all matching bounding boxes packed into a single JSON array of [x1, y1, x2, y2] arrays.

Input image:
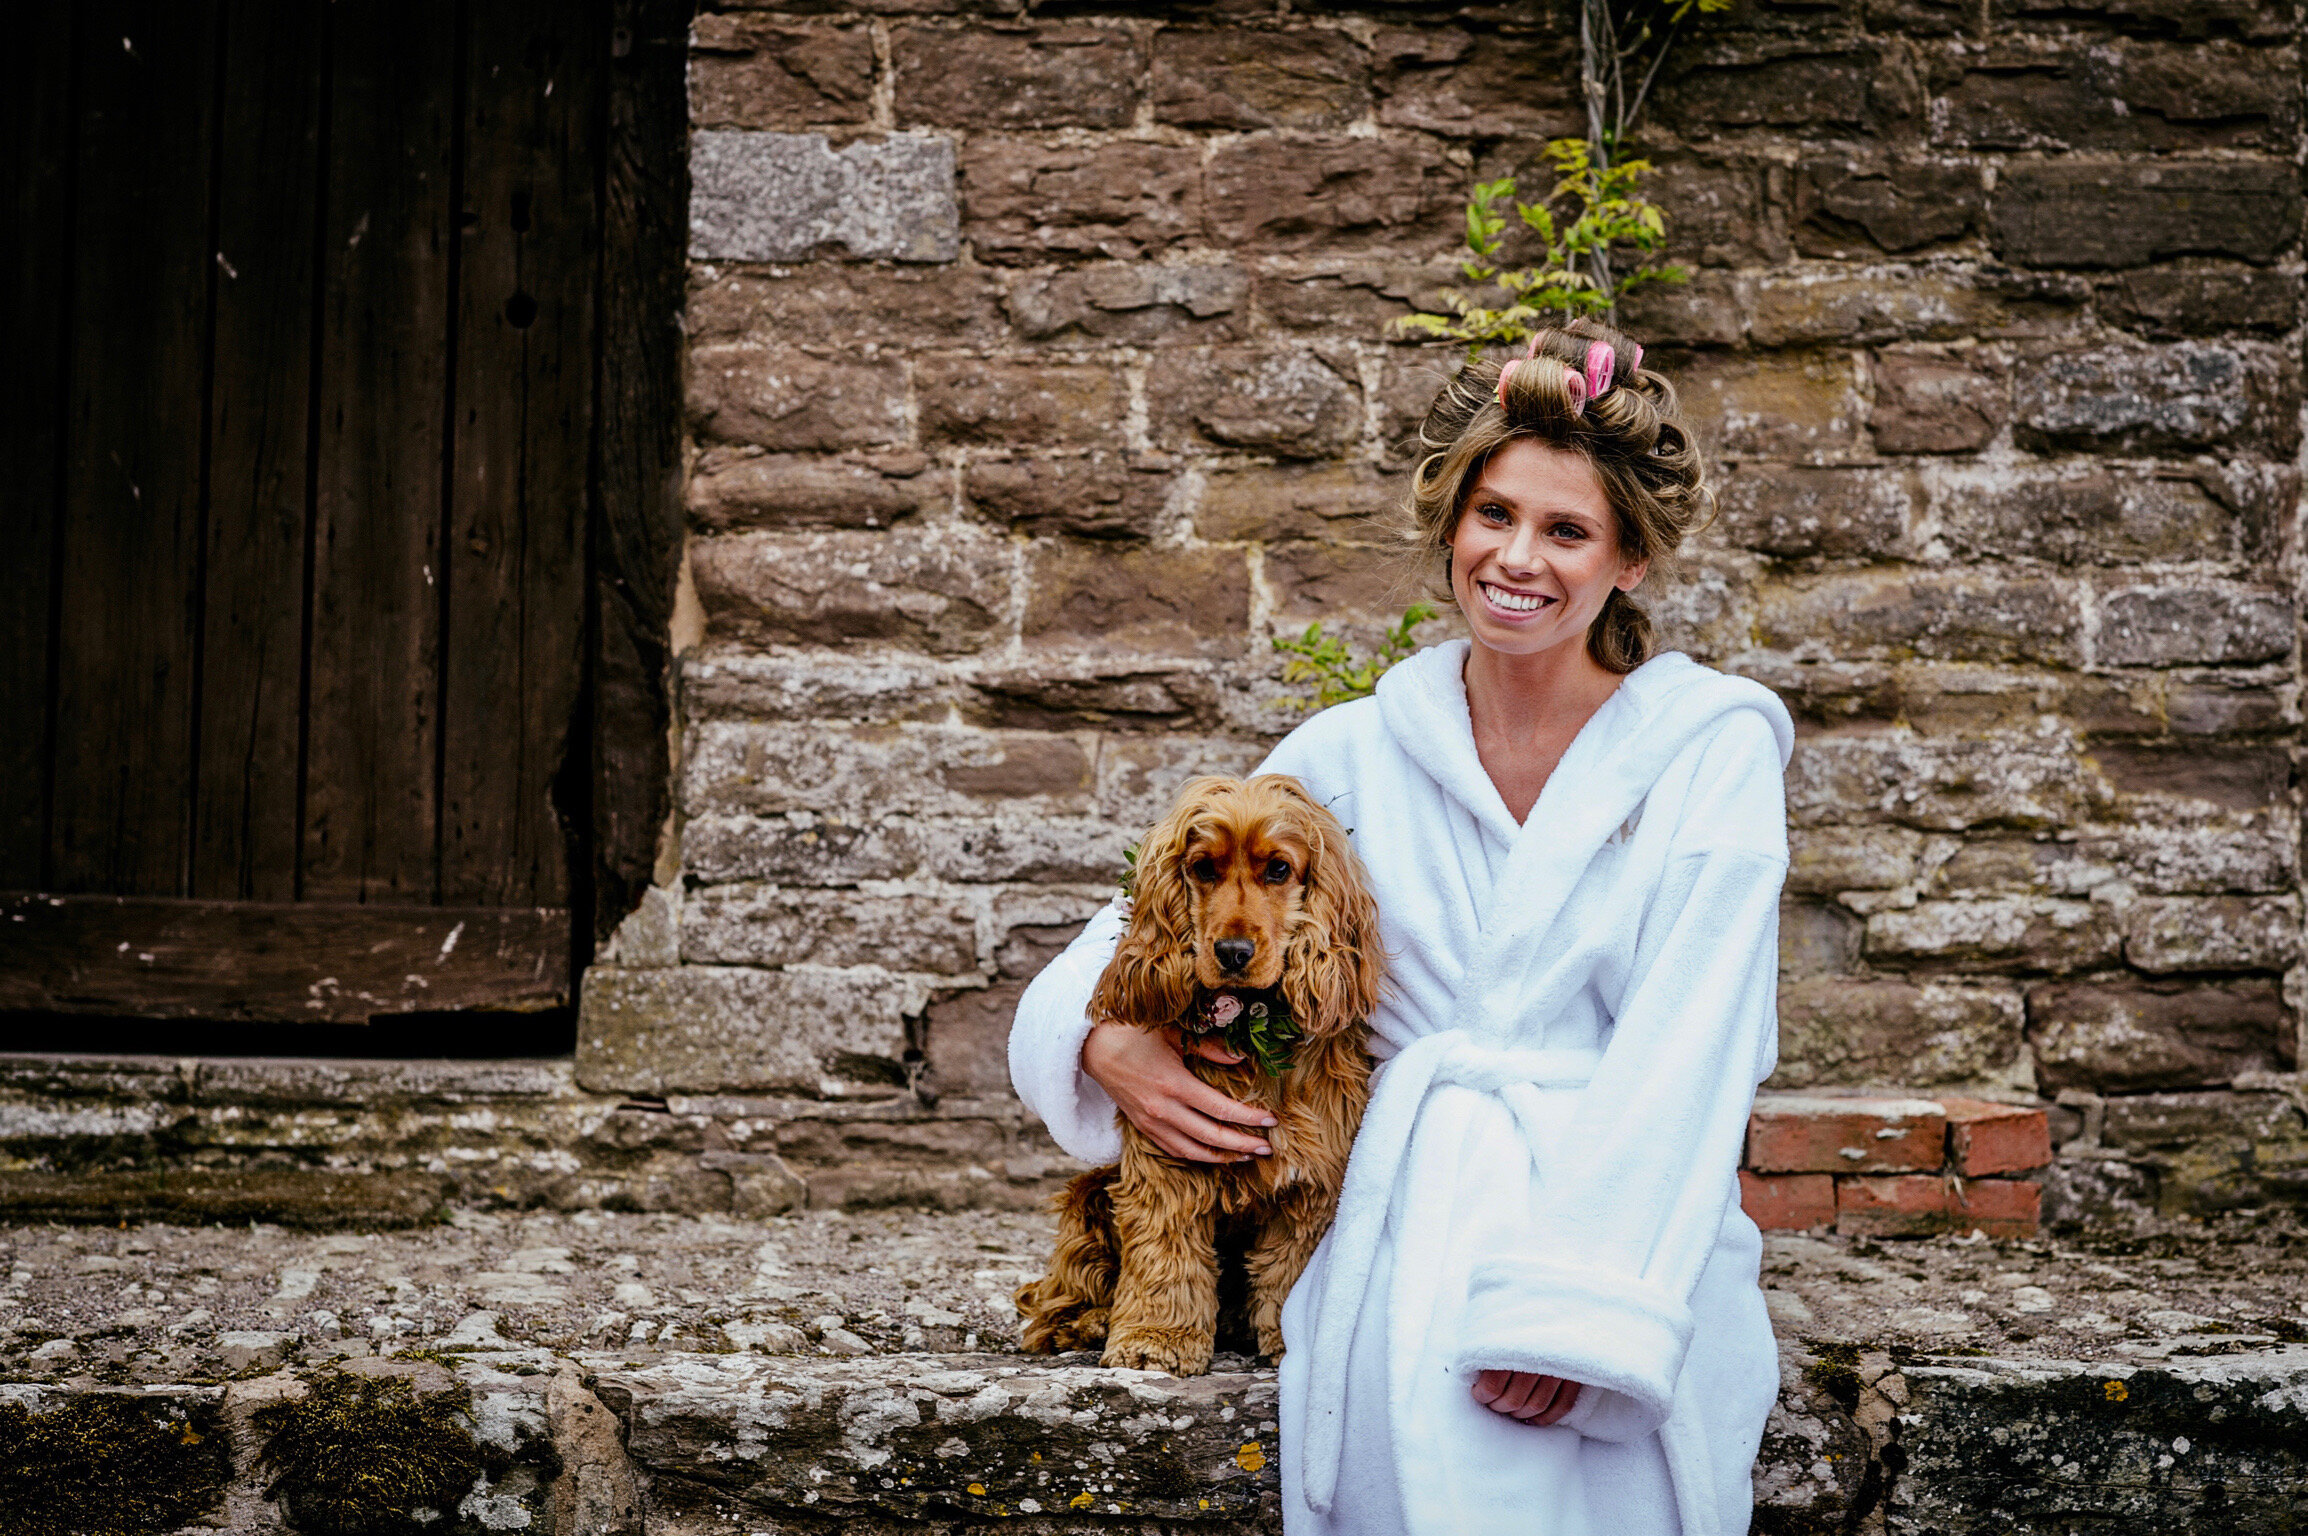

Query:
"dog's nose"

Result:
[[1213, 939, 1256, 974]]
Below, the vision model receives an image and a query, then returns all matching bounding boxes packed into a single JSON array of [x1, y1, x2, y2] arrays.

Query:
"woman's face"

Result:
[[1448, 438, 1646, 661]]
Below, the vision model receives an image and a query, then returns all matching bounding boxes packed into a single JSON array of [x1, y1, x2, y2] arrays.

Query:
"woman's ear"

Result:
[[1616, 556, 1649, 593], [1089, 787, 1206, 1029]]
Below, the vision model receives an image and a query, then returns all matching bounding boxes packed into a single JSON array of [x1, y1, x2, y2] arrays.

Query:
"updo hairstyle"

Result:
[[1406, 317, 1712, 673]]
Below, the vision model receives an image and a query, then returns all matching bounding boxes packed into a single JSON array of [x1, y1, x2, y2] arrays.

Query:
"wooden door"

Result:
[[0, 0, 636, 1027]]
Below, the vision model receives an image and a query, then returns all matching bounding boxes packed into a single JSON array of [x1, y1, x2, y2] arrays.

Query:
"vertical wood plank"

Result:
[[193, 0, 326, 902], [49, 0, 222, 896], [590, 0, 691, 942], [302, 0, 459, 904], [439, 0, 602, 908], [0, 3, 78, 888]]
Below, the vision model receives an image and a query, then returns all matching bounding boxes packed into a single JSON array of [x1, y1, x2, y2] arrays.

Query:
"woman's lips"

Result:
[[1477, 580, 1555, 619]]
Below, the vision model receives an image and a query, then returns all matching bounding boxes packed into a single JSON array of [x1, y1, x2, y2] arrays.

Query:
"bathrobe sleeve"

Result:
[[1450, 707, 1788, 1441]]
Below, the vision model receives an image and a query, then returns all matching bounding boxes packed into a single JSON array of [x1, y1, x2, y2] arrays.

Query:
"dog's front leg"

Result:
[[1100, 1155, 1219, 1376], [1245, 1194, 1331, 1362]]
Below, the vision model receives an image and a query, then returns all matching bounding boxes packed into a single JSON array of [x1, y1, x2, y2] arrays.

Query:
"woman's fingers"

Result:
[[1184, 1034, 1247, 1065], [1080, 1018, 1276, 1161], [1532, 1380, 1581, 1426], [1471, 1371, 1580, 1425]]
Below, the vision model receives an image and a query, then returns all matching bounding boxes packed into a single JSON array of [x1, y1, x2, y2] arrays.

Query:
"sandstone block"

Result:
[[690, 527, 1011, 655], [1714, 465, 1914, 560], [1196, 462, 1398, 543], [2028, 978, 2290, 1092], [2103, 1091, 2308, 1214], [893, 25, 1138, 129], [1772, 976, 2026, 1088], [1674, 350, 1866, 460], [683, 813, 1127, 888], [1371, 28, 1580, 137], [1739, 1171, 1837, 1230], [1794, 158, 1983, 257], [1147, 347, 1362, 458], [924, 918, 1093, 1098], [1783, 895, 1870, 981], [684, 721, 1096, 821], [1870, 353, 2004, 453], [1991, 160, 2300, 269], [685, 450, 946, 532], [1154, 28, 1369, 129], [1643, 157, 1787, 269], [2165, 680, 2292, 736], [687, 346, 906, 451], [1615, 268, 1748, 346], [961, 138, 1201, 263], [1264, 542, 1419, 633], [1004, 263, 1248, 345], [682, 886, 982, 972], [2121, 895, 2301, 974], [917, 359, 1125, 448], [965, 659, 1218, 731], [964, 455, 1173, 540], [1786, 825, 1928, 896], [690, 131, 958, 263], [1256, 259, 1459, 334], [1750, 276, 2006, 349], [682, 649, 957, 727], [1663, 49, 1876, 129], [1932, 40, 2292, 153], [689, 18, 875, 129], [575, 965, 917, 1095], [1206, 135, 1459, 253], [1927, 465, 2238, 566], [1940, 1098, 2055, 1177], [1758, 571, 2083, 667], [2104, 262, 2301, 337], [2070, 822, 2298, 897], [2096, 583, 2292, 667], [1095, 734, 1272, 832], [2013, 342, 2293, 453], [1864, 898, 2121, 974], [1748, 1094, 1949, 1174], [1787, 733, 2098, 831], [1023, 543, 1250, 657], [688, 265, 1003, 350], [1836, 1173, 2038, 1239], [2092, 742, 2290, 814]]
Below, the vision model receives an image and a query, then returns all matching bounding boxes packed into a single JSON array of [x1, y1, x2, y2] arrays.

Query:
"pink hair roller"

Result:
[[1583, 343, 1616, 402]]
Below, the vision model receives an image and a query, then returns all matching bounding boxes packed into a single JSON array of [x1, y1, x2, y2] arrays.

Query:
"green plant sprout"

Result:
[[1273, 602, 1441, 711]]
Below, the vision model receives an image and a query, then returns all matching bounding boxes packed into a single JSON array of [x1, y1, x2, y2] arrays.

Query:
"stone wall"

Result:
[[577, 0, 2308, 1219]]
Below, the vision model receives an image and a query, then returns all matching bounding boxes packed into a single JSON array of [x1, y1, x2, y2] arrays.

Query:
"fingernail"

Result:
[[1253, 1143, 1272, 1156], [1260, 1116, 1278, 1127]]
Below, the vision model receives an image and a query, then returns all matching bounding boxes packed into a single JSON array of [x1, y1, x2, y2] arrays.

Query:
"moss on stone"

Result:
[[254, 1372, 485, 1536], [0, 1395, 230, 1536], [1800, 1340, 1864, 1412]]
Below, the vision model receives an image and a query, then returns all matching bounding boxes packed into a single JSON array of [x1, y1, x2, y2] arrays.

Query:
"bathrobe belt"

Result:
[[1300, 1031, 1604, 1514]]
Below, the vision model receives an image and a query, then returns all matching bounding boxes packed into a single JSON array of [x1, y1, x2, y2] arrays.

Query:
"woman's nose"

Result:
[[1499, 522, 1544, 572]]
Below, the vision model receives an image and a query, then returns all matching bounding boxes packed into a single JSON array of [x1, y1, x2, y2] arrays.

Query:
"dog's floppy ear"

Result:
[[1269, 778, 1385, 1036], [1090, 777, 1227, 1030]]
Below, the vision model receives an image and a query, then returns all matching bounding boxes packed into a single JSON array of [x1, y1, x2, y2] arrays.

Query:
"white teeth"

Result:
[[1483, 583, 1547, 613]]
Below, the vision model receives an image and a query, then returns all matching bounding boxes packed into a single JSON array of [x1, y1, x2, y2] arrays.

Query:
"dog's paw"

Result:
[[1050, 1307, 1110, 1352], [1101, 1331, 1214, 1376], [1257, 1325, 1287, 1362]]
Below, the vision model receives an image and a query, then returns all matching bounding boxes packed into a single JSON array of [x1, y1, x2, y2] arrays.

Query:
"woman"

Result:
[[1010, 320, 1792, 1536]]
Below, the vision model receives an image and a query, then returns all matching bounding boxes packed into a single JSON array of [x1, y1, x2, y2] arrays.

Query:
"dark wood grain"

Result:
[[48, 0, 222, 896], [0, 892, 568, 1022], [193, 0, 328, 902], [590, 0, 691, 943], [0, 4, 77, 889], [440, 0, 600, 909], [301, 0, 458, 903]]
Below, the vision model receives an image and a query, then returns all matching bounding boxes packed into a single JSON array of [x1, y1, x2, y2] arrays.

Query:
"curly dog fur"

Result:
[[1015, 774, 1384, 1374]]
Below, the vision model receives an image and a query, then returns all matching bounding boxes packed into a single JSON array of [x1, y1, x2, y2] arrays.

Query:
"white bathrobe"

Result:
[[1010, 642, 1793, 1536]]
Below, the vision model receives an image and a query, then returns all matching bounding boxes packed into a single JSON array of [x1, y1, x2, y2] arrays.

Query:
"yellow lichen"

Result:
[[966, 1483, 987, 1496], [2104, 1380, 2129, 1402], [1071, 1492, 1096, 1509], [1236, 1442, 1266, 1472]]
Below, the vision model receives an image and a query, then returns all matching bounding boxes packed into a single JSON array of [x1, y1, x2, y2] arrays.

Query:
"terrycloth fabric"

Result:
[[1010, 642, 1793, 1536]]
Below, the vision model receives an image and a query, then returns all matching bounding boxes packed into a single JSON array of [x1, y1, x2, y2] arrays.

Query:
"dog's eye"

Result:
[[1190, 858, 1219, 884], [1263, 858, 1293, 885]]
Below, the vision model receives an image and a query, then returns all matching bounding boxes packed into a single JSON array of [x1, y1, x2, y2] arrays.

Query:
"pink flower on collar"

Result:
[[1205, 993, 1244, 1030]]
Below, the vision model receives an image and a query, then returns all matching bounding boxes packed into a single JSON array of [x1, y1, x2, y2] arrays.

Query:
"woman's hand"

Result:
[[1471, 1371, 1582, 1427], [1082, 1020, 1277, 1164]]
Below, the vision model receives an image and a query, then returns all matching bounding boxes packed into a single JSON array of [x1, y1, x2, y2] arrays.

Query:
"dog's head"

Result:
[[1092, 774, 1383, 1038]]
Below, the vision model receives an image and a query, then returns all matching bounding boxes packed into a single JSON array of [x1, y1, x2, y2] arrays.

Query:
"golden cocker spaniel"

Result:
[[1015, 773, 1385, 1374]]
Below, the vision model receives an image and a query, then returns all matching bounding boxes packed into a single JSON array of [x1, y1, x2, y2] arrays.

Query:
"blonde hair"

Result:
[[1405, 318, 1712, 672]]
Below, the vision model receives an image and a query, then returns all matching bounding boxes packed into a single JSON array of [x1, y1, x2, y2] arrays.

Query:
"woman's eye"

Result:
[[1263, 859, 1293, 884], [1551, 522, 1586, 540], [1190, 859, 1219, 883]]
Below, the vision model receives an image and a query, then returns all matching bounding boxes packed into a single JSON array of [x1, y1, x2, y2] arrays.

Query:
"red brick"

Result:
[[1747, 1095, 1947, 1174], [1940, 1098, 2054, 1177], [1834, 1174, 1951, 1238], [1950, 1177, 2040, 1239], [1739, 1171, 1837, 1231]]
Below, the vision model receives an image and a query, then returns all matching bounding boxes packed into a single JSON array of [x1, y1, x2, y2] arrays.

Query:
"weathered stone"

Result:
[[1196, 461, 1399, 543], [965, 658, 1222, 731], [1154, 28, 1369, 129], [1147, 347, 1362, 458], [2121, 895, 2301, 974], [685, 450, 947, 532], [1759, 572, 2084, 666], [2096, 583, 2292, 667], [690, 527, 1011, 655], [1371, 27, 1580, 136], [684, 812, 1128, 887], [2098, 1090, 2308, 1211], [689, 131, 959, 263], [1786, 825, 1929, 895], [1022, 542, 1251, 657], [576, 965, 918, 1095], [963, 454, 1173, 539], [1206, 135, 1460, 253], [1663, 48, 1877, 128], [1794, 157, 1984, 256], [1094, 734, 1272, 831], [2028, 978, 2291, 1092], [1263, 541, 1418, 634], [2093, 742, 2291, 813], [600, 884, 681, 969], [1003, 262, 1249, 344], [1772, 976, 2027, 1088], [891, 24, 1139, 128], [960, 138, 1201, 263], [547, 1364, 646, 1536], [2013, 342, 2294, 453], [1991, 160, 2301, 269], [682, 649, 958, 726], [1749, 274, 2007, 349], [1715, 464, 1915, 560], [1928, 465, 2239, 566], [1615, 268, 1749, 346], [1370, 350, 1456, 463], [1864, 898, 2122, 973], [2164, 679, 2293, 737], [1931, 39, 2294, 152], [1781, 897, 1862, 977], [1645, 157, 1788, 268], [688, 264, 1004, 349], [1870, 352, 2004, 453], [916, 359, 1126, 448], [1787, 732, 2099, 831], [681, 886, 982, 972], [684, 721, 1096, 820], [686, 345, 907, 451], [924, 919, 1093, 1098], [688, 17, 876, 129], [1673, 349, 1867, 460], [2103, 261, 2302, 337], [1255, 258, 1461, 335]]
